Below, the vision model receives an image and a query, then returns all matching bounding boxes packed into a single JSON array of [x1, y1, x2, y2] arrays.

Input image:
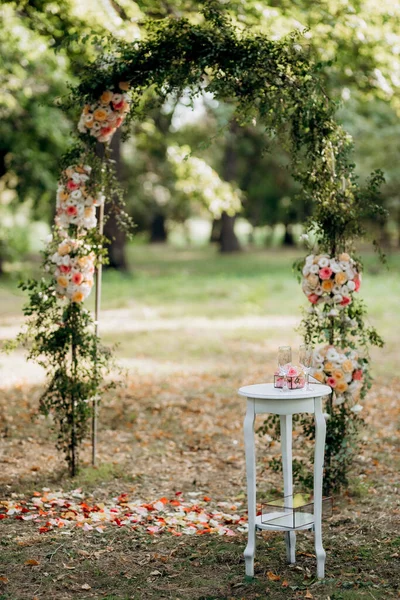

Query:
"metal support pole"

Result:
[[92, 199, 104, 466]]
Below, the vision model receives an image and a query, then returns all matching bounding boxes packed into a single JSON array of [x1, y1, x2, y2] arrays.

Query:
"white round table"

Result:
[[238, 382, 332, 579]]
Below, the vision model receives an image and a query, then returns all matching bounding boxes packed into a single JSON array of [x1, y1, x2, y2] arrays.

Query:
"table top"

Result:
[[238, 382, 332, 400]]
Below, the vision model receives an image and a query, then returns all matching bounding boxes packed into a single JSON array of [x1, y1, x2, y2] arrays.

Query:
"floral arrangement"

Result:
[[55, 165, 104, 232], [50, 239, 95, 303], [311, 345, 364, 412], [274, 365, 306, 389], [302, 253, 361, 308], [77, 85, 130, 143]]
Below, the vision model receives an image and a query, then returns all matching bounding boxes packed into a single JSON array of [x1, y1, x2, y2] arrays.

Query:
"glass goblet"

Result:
[[278, 345, 292, 391], [299, 344, 313, 391]]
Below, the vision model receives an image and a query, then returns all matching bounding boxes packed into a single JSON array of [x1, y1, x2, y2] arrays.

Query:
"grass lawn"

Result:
[[0, 244, 399, 599]]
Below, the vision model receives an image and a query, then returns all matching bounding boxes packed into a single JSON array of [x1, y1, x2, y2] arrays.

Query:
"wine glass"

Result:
[[299, 344, 313, 391], [278, 346, 292, 391]]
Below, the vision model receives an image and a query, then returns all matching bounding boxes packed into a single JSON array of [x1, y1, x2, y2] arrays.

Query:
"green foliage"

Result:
[[14, 276, 115, 476]]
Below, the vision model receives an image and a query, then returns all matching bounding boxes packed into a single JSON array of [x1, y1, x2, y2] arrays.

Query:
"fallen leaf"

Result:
[[25, 559, 40, 566], [0, 576, 9, 584], [282, 580, 289, 587], [267, 571, 280, 581], [305, 590, 313, 599], [81, 583, 91, 590], [150, 570, 162, 576], [63, 563, 75, 570]]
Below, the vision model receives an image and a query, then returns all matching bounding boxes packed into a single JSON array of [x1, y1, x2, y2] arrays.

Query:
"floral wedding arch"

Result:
[[19, 8, 385, 487]]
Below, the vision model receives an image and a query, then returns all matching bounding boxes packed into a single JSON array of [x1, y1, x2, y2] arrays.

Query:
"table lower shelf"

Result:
[[255, 511, 315, 532]]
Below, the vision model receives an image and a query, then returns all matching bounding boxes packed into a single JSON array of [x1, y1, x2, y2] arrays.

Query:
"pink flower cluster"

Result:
[[77, 85, 130, 143], [51, 239, 95, 303], [274, 364, 306, 389], [55, 165, 104, 232], [311, 345, 364, 409], [302, 253, 361, 308]]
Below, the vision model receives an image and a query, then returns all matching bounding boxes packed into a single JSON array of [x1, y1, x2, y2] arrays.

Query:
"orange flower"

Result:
[[313, 371, 324, 383], [59, 191, 69, 202], [100, 90, 113, 104], [57, 276, 68, 288], [58, 242, 71, 256], [321, 279, 334, 292], [307, 274, 319, 288], [83, 104, 90, 115], [93, 108, 108, 122], [336, 381, 348, 393], [72, 290, 85, 303], [333, 370, 344, 381], [342, 359, 354, 373], [324, 361, 334, 373], [84, 206, 95, 217], [335, 271, 348, 285], [339, 253, 350, 262], [119, 81, 130, 91]]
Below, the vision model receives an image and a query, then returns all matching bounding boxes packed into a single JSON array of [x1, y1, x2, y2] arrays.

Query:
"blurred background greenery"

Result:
[[1, 0, 399, 274]]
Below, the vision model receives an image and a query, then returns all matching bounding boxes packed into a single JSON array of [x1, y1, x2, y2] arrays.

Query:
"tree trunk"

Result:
[[219, 121, 241, 253], [220, 212, 241, 253], [210, 218, 222, 243], [97, 131, 128, 270], [282, 223, 295, 246], [150, 213, 167, 243]]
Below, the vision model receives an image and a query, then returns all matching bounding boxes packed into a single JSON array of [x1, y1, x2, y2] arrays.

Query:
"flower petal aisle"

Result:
[[0, 489, 247, 537]]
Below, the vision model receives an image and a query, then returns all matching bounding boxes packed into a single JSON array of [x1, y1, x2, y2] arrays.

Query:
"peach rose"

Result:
[[333, 370, 344, 381], [57, 276, 68, 288], [313, 372, 325, 383], [100, 90, 113, 104], [342, 359, 354, 373], [72, 290, 85, 303], [119, 81, 130, 91], [93, 108, 108, 122], [307, 274, 319, 288], [324, 361, 334, 373], [59, 191, 69, 202], [336, 381, 348, 393], [321, 279, 334, 292], [335, 271, 347, 285], [339, 253, 350, 262], [58, 242, 71, 256]]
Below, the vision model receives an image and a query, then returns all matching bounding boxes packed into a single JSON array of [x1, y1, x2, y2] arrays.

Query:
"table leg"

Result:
[[280, 415, 296, 564], [244, 399, 256, 576], [314, 398, 327, 579]]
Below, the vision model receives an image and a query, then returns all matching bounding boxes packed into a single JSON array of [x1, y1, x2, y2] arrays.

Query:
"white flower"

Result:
[[341, 285, 349, 296], [326, 348, 340, 361], [351, 404, 363, 414], [314, 286, 323, 295], [347, 280, 356, 292], [70, 189, 83, 200], [112, 93, 123, 103], [84, 165, 92, 173], [302, 265, 310, 276], [92, 121, 102, 131], [78, 120, 86, 133], [300, 233, 309, 242], [344, 372, 352, 383], [310, 264, 319, 274], [339, 261, 349, 270], [348, 381, 359, 394], [305, 255, 314, 266], [318, 257, 330, 268], [333, 294, 343, 303], [45, 234, 53, 244], [336, 354, 346, 364], [71, 173, 81, 184], [334, 395, 345, 406], [345, 268, 356, 280], [314, 352, 324, 363], [330, 260, 341, 273], [327, 308, 339, 317]]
